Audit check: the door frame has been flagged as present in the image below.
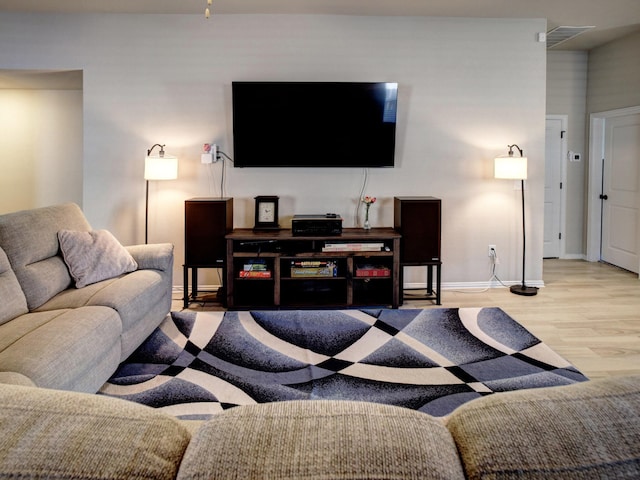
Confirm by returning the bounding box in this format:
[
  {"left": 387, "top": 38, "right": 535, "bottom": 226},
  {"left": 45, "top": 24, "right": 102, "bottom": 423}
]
[
  {"left": 587, "top": 105, "right": 640, "bottom": 266},
  {"left": 545, "top": 115, "right": 568, "bottom": 258}
]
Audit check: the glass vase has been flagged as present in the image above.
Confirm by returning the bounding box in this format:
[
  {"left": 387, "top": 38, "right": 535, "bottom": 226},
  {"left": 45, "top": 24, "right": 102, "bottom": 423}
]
[{"left": 363, "top": 205, "right": 371, "bottom": 230}]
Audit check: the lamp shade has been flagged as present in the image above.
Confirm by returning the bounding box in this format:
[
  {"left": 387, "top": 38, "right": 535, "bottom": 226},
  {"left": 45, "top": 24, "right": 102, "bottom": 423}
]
[
  {"left": 144, "top": 155, "right": 178, "bottom": 180},
  {"left": 494, "top": 156, "right": 528, "bottom": 180}
]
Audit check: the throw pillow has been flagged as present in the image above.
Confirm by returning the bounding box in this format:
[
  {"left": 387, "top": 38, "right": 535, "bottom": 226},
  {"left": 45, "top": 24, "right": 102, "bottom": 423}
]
[{"left": 58, "top": 229, "right": 138, "bottom": 288}]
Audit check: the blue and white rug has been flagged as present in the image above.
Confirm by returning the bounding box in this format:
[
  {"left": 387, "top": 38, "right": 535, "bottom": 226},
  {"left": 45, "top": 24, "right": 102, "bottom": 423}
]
[{"left": 99, "top": 308, "right": 588, "bottom": 420}]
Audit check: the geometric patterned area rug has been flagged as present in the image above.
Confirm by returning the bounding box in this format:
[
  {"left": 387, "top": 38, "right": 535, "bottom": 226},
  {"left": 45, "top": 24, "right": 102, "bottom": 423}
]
[{"left": 99, "top": 308, "right": 588, "bottom": 420}]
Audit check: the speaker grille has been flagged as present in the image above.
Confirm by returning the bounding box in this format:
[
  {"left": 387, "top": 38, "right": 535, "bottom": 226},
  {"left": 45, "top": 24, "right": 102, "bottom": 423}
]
[
  {"left": 394, "top": 197, "right": 441, "bottom": 264},
  {"left": 185, "top": 198, "right": 233, "bottom": 266}
]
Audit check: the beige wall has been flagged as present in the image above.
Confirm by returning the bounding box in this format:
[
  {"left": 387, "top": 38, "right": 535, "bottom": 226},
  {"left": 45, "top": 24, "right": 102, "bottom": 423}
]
[
  {"left": 0, "top": 90, "right": 35, "bottom": 213},
  {"left": 0, "top": 88, "right": 82, "bottom": 214},
  {"left": 0, "top": 13, "right": 547, "bottom": 289}
]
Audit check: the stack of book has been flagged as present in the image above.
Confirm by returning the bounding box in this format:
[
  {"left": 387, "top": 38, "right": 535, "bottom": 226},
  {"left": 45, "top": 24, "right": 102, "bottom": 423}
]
[
  {"left": 355, "top": 264, "right": 391, "bottom": 277},
  {"left": 290, "top": 260, "right": 337, "bottom": 278},
  {"left": 321, "top": 242, "right": 385, "bottom": 252},
  {"left": 239, "top": 259, "right": 272, "bottom": 278}
]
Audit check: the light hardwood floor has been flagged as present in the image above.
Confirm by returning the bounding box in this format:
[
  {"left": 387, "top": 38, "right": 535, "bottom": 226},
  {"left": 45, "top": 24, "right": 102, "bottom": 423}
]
[{"left": 174, "top": 259, "right": 640, "bottom": 380}]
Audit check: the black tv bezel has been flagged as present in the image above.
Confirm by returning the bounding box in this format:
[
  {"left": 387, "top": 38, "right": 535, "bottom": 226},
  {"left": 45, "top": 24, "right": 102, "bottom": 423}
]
[{"left": 231, "top": 81, "right": 398, "bottom": 168}]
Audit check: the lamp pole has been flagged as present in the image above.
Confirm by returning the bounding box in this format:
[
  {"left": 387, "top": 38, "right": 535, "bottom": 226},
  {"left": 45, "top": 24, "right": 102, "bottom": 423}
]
[
  {"left": 508, "top": 145, "right": 538, "bottom": 297},
  {"left": 144, "top": 144, "right": 164, "bottom": 245},
  {"left": 145, "top": 179, "right": 150, "bottom": 244}
]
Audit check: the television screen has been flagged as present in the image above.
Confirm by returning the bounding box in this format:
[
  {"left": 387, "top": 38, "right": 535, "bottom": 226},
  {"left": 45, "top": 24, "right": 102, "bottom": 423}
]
[{"left": 232, "top": 82, "right": 398, "bottom": 168}]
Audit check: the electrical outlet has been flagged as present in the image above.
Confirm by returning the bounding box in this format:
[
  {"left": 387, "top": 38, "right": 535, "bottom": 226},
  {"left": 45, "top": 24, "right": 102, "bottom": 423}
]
[
  {"left": 488, "top": 245, "right": 496, "bottom": 257},
  {"left": 201, "top": 143, "right": 220, "bottom": 164},
  {"left": 211, "top": 143, "right": 219, "bottom": 163}
]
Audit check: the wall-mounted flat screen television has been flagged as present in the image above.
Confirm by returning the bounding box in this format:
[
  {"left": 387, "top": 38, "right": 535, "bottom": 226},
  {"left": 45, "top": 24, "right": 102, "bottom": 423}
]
[{"left": 232, "top": 81, "right": 398, "bottom": 168}]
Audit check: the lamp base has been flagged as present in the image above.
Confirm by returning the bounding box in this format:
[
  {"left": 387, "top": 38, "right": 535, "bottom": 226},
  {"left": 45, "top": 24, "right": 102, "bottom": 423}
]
[{"left": 510, "top": 284, "right": 538, "bottom": 296}]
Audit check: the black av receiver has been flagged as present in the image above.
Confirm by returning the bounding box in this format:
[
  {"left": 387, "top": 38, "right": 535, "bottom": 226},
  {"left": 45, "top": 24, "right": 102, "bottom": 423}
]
[{"left": 291, "top": 214, "right": 343, "bottom": 236}]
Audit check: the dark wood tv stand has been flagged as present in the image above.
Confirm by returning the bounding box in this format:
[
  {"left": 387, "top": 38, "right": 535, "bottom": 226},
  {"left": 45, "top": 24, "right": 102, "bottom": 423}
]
[{"left": 226, "top": 228, "right": 401, "bottom": 309}]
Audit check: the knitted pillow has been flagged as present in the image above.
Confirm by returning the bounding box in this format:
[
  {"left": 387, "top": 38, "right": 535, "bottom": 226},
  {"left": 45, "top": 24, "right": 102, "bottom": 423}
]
[{"left": 58, "top": 229, "right": 137, "bottom": 288}]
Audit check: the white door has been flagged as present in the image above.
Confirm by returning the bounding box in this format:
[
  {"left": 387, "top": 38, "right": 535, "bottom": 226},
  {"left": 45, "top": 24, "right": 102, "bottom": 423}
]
[
  {"left": 543, "top": 117, "right": 564, "bottom": 258},
  {"left": 601, "top": 113, "right": 640, "bottom": 273}
]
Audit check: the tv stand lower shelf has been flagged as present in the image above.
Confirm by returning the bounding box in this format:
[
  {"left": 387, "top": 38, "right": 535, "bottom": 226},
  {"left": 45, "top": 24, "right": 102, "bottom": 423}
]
[{"left": 226, "top": 228, "right": 401, "bottom": 309}]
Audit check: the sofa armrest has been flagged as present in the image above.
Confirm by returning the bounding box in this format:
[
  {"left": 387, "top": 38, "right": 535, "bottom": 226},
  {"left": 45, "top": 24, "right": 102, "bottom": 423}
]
[
  {"left": 0, "top": 372, "right": 37, "bottom": 387},
  {"left": 126, "top": 243, "right": 174, "bottom": 271}
]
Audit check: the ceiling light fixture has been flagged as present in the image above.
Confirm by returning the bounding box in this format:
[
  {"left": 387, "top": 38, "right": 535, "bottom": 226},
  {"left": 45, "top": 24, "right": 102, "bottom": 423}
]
[{"left": 205, "top": 0, "right": 212, "bottom": 19}]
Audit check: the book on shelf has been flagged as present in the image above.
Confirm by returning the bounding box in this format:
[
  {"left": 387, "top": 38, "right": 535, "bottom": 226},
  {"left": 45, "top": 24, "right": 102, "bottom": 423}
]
[
  {"left": 290, "top": 260, "right": 337, "bottom": 278},
  {"left": 290, "top": 260, "right": 332, "bottom": 267},
  {"left": 322, "top": 242, "right": 384, "bottom": 252},
  {"left": 355, "top": 265, "right": 391, "bottom": 277},
  {"left": 244, "top": 263, "right": 268, "bottom": 271},
  {"left": 291, "top": 268, "right": 336, "bottom": 278},
  {"left": 239, "top": 270, "right": 272, "bottom": 279},
  {"left": 243, "top": 258, "right": 268, "bottom": 271}
]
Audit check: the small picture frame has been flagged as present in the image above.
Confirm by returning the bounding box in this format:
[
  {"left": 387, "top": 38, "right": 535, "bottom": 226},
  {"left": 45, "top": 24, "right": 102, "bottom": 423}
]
[{"left": 254, "top": 196, "right": 280, "bottom": 230}]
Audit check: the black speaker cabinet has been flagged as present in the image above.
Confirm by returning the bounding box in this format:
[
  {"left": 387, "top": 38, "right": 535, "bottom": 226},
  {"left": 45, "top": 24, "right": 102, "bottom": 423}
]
[
  {"left": 394, "top": 197, "right": 441, "bottom": 264},
  {"left": 185, "top": 198, "right": 233, "bottom": 266}
]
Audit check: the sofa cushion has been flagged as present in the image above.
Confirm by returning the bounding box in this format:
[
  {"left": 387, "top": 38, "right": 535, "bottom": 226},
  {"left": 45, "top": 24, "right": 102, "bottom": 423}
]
[
  {"left": 58, "top": 229, "right": 138, "bottom": 288},
  {"left": 447, "top": 374, "right": 640, "bottom": 480},
  {"left": 0, "top": 203, "right": 90, "bottom": 310},
  {"left": 0, "top": 307, "right": 122, "bottom": 392},
  {"left": 0, "top": 383, "right": 191, "bottom": 480},
  {"left": 0, "top": 246, "right": 28, "bottom": 325},
  {"left": 177, "top": 400, "right": 465, "bottom": 480},
  {"left": 36, "top": 268, "right": 171, "bottom": 360}
]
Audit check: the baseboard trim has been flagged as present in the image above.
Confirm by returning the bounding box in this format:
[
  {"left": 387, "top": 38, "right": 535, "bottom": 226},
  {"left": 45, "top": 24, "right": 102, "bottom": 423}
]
[
  {"left": 404, "top": 280, "right": 545, "bottom": 290},
  {"left": 173, "top": 285, "right": 222, "bottom": 294},
  {"left": 558, "top": 254, "right": 586, "bottom": 260}
]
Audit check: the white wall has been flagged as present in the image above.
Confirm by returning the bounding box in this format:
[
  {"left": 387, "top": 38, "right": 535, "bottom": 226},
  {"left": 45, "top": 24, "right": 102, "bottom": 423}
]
[
  {"left": 584, "top": 31, "right": 640, "bottom": 268},
  {"left": 546, "top": 51, "right": 588, "bottom": 256},
  {"left": 0, "top": 89, "right": 83, "bottom": 213},
  {"left": 0, "top": 13, "right": 547, "bottom": 290},
  {"left": 587, "top": 30, "right": 640, "bottom": 115}
]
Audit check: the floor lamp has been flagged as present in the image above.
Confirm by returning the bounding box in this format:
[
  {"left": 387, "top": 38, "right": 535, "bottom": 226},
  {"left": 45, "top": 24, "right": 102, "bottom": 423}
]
[
  {"left": 494, "top": 144, "right": 538, "bottom": 296},
  {"left": 145, "top": 144, "right": 178, "bottom": 244}
]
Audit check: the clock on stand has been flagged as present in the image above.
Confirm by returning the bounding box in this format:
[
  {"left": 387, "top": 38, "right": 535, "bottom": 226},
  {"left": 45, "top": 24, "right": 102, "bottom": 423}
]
[{"left": 253, "top": 196, "right": 280, "bottom": 230}]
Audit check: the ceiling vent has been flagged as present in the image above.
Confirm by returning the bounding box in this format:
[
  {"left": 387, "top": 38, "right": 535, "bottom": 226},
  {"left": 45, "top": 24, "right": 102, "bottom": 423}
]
[{"left": 546, "top": 26, "right": 595, "bottom": 49}]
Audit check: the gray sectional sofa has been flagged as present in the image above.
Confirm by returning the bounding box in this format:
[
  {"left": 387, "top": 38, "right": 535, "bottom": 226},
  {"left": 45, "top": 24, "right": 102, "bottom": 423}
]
[
  {"left": 0, "top": 374, "right": 639, "bottom": 479},
  {"left": 0, "top": 203, "right": 173, "bottom": 392},
  {"left": 1, "top": 204, "right": 639, "bottom": 479}
]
